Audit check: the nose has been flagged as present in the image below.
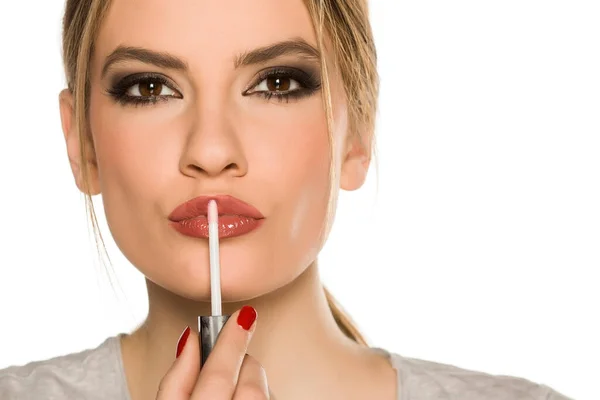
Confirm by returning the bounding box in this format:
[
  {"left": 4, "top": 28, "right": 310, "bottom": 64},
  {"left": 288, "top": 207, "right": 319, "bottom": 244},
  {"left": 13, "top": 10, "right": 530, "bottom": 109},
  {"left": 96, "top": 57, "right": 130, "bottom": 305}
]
[{"left": 179, "top": 105, "right": 247, "bottom": 179}]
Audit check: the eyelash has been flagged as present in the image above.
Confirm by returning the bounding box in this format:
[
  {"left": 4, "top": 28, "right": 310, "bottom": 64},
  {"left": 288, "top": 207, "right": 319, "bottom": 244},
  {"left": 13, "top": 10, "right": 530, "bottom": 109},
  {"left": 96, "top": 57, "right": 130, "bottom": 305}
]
[
  {"left": 106, "top": 67, "right": 322, "bottom": 107},
  {"left": 243, "top": 67, "right": 322, "bottom": 103},
  {"left": 107, "top": 74, "right": 176, "bottom": 107}
]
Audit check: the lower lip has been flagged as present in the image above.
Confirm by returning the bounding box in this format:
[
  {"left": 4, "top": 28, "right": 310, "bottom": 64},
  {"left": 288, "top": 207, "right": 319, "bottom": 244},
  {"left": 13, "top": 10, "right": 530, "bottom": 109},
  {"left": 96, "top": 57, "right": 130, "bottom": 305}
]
[{"left": 169, "top": 215, "right": 264, "bottom": 239}]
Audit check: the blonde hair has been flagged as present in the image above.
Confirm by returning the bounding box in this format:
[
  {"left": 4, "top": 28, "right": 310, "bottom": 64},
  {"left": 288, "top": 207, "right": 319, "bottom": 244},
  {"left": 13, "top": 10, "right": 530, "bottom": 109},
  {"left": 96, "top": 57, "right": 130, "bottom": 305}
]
[{"left": 61, "top": 0, "right": 379, "bottom": 346}]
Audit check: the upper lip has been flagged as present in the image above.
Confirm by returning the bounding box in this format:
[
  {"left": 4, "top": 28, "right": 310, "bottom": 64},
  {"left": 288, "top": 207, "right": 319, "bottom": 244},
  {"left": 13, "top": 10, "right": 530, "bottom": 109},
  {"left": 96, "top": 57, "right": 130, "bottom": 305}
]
[{"left": 168, "top": 194, "right": 264, "bottom": 222}]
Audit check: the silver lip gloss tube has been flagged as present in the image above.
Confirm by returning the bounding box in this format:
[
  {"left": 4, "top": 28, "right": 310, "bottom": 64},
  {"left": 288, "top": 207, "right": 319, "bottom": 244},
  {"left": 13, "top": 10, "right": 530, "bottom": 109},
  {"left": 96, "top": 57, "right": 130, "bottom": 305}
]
[{"left": 199, "top": 314, "right": 231, "bottom": 367}]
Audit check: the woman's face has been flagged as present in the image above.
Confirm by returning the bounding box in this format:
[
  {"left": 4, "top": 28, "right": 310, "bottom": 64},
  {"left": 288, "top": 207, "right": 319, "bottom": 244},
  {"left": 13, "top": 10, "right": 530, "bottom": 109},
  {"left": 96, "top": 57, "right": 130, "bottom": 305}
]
[{"left": 63, "top": 0, "right": 369, "bottom": 301}]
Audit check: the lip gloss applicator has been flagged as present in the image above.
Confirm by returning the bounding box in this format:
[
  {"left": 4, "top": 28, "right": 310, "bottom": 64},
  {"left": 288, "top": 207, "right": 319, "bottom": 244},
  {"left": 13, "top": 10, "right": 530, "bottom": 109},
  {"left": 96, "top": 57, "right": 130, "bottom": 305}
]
[{"left": 199, "top": 199, "right": 231, "bottom": 367}]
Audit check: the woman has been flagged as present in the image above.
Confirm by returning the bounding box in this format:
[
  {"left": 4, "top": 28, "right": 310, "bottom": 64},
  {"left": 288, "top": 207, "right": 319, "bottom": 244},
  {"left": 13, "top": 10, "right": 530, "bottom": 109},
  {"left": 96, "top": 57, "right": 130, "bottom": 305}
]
[{"left": 0, "top": 0, "right": 573, "bottom": 399}]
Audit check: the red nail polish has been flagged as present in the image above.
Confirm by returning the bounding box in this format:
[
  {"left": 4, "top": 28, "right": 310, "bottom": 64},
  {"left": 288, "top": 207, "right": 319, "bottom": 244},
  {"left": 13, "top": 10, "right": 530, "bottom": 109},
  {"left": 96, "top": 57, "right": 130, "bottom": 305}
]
[
  {"left": 176, "top": 326, "right": 191, "bottom": 358},
  {"left": 237, "top": 305, "right": 257, "bottom": 331}
]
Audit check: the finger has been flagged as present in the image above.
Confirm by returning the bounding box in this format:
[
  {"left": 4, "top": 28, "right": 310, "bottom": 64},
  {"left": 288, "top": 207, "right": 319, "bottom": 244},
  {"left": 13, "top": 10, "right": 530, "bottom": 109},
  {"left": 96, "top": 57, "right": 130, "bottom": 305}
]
[
  {"left": 156, "top": 326, "right": 201, "bottom": 400},
  {"left": 191, "top": 305, "right": 258, "bottom": 400},
  {"left": 233, "top": 353, "right": 269, "bottom": 399}
]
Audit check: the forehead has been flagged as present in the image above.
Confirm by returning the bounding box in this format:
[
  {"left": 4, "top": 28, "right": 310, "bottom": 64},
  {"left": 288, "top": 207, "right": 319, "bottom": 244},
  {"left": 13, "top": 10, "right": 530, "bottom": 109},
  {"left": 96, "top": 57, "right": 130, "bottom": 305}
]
[{"left": 95, "top": 0, "right": 318, "bottom": 67}]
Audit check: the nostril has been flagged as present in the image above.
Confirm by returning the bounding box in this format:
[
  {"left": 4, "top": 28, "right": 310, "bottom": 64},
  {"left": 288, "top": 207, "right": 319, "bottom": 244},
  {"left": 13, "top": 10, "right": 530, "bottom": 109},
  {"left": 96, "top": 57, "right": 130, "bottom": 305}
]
[
  {"left": 187, "top": 164, "right": 206, "bottom": 174},
  {"left": 181, "top": 160, "right": 244, "bottom": 178}
]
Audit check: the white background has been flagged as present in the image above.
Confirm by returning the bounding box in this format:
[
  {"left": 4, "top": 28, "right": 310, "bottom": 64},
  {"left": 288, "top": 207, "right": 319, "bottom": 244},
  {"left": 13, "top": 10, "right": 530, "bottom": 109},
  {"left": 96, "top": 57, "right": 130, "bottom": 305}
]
[{"left": 0, "top": 1, "right": 598, "bottom": 399}]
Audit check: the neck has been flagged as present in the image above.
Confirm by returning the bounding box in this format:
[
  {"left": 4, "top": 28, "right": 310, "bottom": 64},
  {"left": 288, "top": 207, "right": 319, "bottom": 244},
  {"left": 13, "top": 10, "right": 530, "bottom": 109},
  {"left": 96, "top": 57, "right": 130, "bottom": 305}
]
[{"left": 120, "top": 261, "right": 396, "bottom": 400}]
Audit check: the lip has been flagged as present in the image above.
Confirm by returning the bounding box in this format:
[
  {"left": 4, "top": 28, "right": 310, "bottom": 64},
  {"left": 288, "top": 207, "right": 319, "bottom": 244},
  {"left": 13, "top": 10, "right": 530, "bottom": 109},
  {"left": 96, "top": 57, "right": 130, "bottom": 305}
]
[{"left": 168, "top": 194, "right": 265, "bottom": 239}]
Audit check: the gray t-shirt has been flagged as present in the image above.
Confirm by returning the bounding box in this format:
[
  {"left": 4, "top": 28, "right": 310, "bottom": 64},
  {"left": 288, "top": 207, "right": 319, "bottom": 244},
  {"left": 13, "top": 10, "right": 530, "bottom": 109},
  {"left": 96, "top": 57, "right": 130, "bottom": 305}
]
[{"left": 0, "top": 334, "right": 573, "bottom": 399}]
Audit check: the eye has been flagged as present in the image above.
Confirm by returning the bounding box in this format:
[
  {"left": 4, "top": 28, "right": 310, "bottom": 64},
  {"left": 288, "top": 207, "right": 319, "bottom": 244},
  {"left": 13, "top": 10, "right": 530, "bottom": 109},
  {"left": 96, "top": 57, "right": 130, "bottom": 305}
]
[
  {"left": 107, "top": 73, "right": 183, "bottom": 106},
  {"left": 251, "top": 75, "right": 301, "bottom": 94},
  {"left": 127, "top": 79, "right": 177, "bottom": 97},
  {"left": 242, "top": 67, "right": 322, "bottom": 102}
]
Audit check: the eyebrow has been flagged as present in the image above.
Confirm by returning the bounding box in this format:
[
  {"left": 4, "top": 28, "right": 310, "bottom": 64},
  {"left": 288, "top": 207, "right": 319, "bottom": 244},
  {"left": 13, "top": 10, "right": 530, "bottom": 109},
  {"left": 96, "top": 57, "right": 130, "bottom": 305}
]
[
  {"left": 101, "top": 38, "right": 321, "bottom": 79},
  {"left": 234, "top": 37, "right": 320, "bottom": 68}
]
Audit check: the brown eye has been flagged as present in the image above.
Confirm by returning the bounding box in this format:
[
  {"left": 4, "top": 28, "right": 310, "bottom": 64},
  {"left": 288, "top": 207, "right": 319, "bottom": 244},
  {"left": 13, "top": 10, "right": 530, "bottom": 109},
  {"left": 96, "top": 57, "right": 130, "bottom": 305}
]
[
  {"left": 266, "top": 76, "right": 291, "bottom": 91},
  {"left": 252, "top": 74, "right": 300, "bottom": 94},
  {"left": 139, "top": 81, "right": 163, "bottom": 96},
  {"left": 127, "top": 79, "right": 176, "bottom": 97}
]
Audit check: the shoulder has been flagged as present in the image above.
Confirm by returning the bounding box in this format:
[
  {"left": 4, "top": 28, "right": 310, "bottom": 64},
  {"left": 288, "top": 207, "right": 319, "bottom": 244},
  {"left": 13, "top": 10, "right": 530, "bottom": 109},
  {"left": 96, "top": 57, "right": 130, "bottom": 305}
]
[
  {"left": 0, "top": 334, "right": 129, "bottom": 400},
  {"left": 385, "top": 351, "right": 573, "bottom": 400}
]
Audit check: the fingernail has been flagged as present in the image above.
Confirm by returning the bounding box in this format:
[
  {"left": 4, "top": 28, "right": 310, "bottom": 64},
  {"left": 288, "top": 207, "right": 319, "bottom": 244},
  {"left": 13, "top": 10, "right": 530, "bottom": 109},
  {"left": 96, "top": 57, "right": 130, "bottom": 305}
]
[
  {"left": 237, "top": 305, "right": 257, "bottom": 331},
  {"left": 176, "top": 326, "right": 191, "bottom": 358}
]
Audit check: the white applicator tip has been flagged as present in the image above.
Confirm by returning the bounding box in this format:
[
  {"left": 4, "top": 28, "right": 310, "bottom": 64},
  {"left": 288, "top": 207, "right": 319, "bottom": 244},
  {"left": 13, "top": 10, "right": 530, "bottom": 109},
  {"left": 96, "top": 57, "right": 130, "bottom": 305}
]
[
  {"left": 208, "top": 199, "right": 218, "bottom": 225},
  {"left": 207, "top": 200, "right": 221, "bottom": 316},
  {"left": 199, "top": 199, "right": 229, "bottom": 367}
]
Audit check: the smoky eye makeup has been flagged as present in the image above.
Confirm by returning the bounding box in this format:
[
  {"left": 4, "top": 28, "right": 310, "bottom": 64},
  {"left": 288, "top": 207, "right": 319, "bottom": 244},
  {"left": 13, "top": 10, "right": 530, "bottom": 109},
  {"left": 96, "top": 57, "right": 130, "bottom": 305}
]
[
  {"left": 105, "top": 72, "right": 183, "bottom": 107},
  {"left": 104, "top": 64, "right": 322, "bottom": 107},
  {"left": 242, "top": 65, "right": 322, "bottom": 103}
]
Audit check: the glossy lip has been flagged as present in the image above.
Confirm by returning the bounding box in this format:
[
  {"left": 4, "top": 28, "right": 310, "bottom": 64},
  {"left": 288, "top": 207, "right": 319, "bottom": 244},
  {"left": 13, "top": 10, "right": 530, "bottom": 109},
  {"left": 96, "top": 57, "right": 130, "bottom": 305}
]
[
  {"left": 168, "top": 195, "right": 265, "bottom": 239},
  {"left": 168, "top": 194, "right": 264, "bottom": 222}
]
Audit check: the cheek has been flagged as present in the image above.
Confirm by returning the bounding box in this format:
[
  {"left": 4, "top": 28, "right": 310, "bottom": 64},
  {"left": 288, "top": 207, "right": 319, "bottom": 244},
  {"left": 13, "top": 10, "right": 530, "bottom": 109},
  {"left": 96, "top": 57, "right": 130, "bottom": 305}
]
[
  {"left": 244, "top": 99, "right": 332, "bottom": 248},
  {"left": 284, "top": 118, "right": 330, "bottom": 237},
  {"left": 89, "top": 94, "right": 182, "bottom": 193},
  {"left": 87, "top": 92, "right": 189, "bottom": 244},
  {"left": 262, "top": 117, "right": 329, "bottom": 189}
]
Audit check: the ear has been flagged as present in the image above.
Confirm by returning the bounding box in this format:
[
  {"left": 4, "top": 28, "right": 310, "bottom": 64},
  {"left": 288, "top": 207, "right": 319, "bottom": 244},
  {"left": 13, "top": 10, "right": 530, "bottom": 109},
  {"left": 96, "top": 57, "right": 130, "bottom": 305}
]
[
  {"left": 59, "top": 89, "right": 101, "bottom": 195},
  {"left": 339, "top": 130, "right": 371, "bottom": 191}
]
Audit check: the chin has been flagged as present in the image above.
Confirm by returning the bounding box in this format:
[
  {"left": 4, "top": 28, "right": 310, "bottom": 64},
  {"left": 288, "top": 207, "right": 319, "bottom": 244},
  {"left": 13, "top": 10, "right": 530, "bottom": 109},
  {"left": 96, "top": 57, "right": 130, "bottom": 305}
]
[
  {"left": 131, "top": 221, "right": 315, "bottom": 303},
  {"left": 151, "top": 248, "right": 298, "bottom": 304}
]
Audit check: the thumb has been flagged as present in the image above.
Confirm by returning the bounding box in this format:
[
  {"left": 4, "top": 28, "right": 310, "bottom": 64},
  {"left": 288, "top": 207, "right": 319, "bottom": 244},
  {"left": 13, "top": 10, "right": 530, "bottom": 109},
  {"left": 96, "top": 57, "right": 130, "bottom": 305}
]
[{"left": 155, "top": 326, "right": 200, "bottom": 399}]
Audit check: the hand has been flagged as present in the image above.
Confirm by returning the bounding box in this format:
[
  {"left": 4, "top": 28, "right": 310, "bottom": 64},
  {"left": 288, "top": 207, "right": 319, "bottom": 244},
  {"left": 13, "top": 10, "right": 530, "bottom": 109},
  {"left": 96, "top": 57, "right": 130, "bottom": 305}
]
[{"left": 156, "top": 306, "right": 271, "bottom": 399}]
